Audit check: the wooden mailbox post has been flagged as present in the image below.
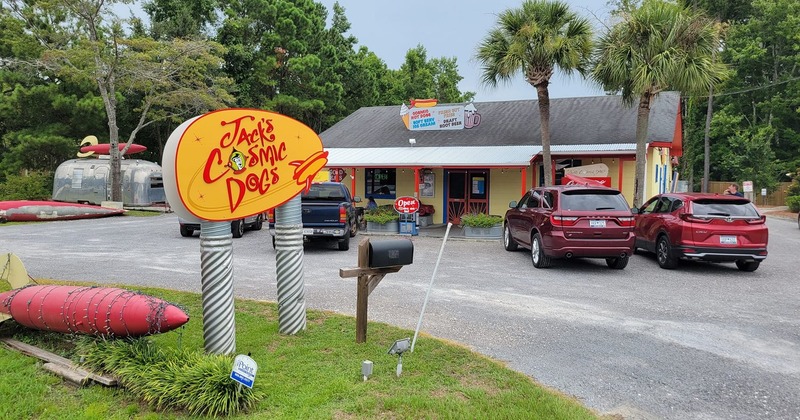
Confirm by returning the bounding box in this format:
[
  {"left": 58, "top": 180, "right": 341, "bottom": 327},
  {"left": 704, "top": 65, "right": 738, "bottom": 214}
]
[{"left": 339, "top": 237, "right": 412, "bottom": 343}]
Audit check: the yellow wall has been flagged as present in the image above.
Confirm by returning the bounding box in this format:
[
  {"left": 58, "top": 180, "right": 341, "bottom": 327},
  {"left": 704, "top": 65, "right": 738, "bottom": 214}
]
[{"left": 490, "top": 169, "right": 525, "bottom": 216}]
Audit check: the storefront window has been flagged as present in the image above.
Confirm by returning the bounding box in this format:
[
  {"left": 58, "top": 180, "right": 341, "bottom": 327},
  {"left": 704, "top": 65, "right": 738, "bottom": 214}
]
[{"left": 365, "top": 168, "right": 396, "bottom": 199}]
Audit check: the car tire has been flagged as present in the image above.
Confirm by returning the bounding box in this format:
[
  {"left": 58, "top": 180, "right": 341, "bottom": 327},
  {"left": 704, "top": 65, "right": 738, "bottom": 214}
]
[
  {"left": 349, "top": 220, "right": 358, "bottom": 237},
  {"left": 531, "top": 233, "right": 551, "bottom": 268},
  {"left": 180, "top": 226, "right": 193, "bottom": 237},
  {"left": 606, "top": 255, "right": 629, "bottom": 269},
  {"left": 271, "top": 235, "right": 276, "bottom": 250},
  {"left": 338, "top": 235, "right": 350, "bottom": 251},
  {"left": 252, "top": 215, "right": 264, "bottom": 231},
  {"left": 503, "top": 225, "right": 518, "bottom": 251},
  {"left": 232, "top": 219, "right": 245, "bottom": 238},
  {"left": 735, "top": 260, "right": 760, "bottom": 272},
  {"left": 656, "top": 235, "right": 678, "bottom": 269}
]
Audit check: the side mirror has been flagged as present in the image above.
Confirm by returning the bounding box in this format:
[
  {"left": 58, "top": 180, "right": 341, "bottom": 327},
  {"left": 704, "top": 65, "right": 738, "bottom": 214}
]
[
  {"left": 631, "top": 207, "right": 639, "bottom": 214},
  {"left": 353, "top": 196, "right": 362, "bottom": 203},
  {"left": 509, "top": 201, "right": 517, "bottom": 208}
]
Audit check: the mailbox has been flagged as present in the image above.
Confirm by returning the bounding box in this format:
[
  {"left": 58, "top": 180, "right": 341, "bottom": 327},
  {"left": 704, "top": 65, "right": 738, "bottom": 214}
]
[{"left": 368, "top": 239, "right": 414, "bottom": 268}]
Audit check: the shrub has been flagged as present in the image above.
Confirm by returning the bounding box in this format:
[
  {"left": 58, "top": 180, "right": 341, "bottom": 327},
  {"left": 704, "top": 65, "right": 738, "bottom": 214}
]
[
  {"left": 460, "top": 213, "right": 503, "bottom": 228},
  {"left": 786, "top": 195, "right": 800, "bottom": 213},
  {"left": 363, "top": 205, "right": 398, "bottom": 224},
  {"left": 0, "top": 171, "right": 52, "bottom": 201}
]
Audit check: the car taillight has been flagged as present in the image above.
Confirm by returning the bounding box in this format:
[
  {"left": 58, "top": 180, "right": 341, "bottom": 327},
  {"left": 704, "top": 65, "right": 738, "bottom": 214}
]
[
  {"left": 339, "top": 205, "right": 347, "bottom": 224},
  {"left": 551, "top": 215, "right": 578, "bottom": 226},
  {"left": 267, "top": 209, "right": 275, "bottom": 223},
  {"left": 679, "top": 213, "right": 711, "bottom": 223},
  {"left": 616, "top": 216, "right": 635, "bottom": 227},
  {"left": 746, "top": 215, "right": 766, "bottom": 225}
]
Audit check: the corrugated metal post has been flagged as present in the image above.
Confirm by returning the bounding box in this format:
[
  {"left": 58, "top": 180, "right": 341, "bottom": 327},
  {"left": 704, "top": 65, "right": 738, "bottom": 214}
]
[
  {"left": 199, "top": 221, "right": 236, "bottom": 355},
  {"left": 275, "top": 194, "right": 306, "bottom": 334}
]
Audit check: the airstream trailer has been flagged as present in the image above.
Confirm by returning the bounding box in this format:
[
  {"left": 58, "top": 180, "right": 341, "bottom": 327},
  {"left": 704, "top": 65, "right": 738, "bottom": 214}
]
[{"left": 52, "top": 157, "right": 166, "bottom": 207}]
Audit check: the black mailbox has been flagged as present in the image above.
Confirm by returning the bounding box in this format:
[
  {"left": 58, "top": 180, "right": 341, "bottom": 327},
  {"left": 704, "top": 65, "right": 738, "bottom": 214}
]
[{"left": 368, "top": 239, "right": 414, "bottom": 268}]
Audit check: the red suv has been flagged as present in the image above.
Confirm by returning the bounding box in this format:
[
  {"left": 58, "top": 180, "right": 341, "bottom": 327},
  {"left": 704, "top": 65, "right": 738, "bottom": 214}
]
[
  {"left": 503, "top": 185, "right": 636, "bottom": 269},
  {"left": 633, "top": 193, "right": 768, "bottom": 271}
]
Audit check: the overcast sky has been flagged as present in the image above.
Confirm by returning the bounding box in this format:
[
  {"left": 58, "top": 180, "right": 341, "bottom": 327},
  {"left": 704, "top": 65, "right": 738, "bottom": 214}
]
[{"left": 317, "top": 0, "right": 613, "bottom": 102}]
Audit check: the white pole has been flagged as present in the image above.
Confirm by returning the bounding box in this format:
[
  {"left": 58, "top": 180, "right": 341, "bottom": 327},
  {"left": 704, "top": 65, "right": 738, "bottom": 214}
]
[{"left": 411, "top": 222, "right": 452, "bottom": 352}]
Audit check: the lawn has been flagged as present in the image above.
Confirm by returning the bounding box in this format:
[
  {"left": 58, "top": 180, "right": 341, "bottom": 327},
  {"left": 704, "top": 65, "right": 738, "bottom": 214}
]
[{"left": 0, "top": 280, "right": 604, "bottom": 419}]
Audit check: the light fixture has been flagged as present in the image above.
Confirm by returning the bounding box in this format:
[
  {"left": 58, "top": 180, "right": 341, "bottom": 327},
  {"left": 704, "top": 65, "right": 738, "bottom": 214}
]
[
  {"left": 361, "top": 360, "right": 373, "bottom": 381},
  {"left": 388, "top": 337, "right": 411, "bottom": 377}
]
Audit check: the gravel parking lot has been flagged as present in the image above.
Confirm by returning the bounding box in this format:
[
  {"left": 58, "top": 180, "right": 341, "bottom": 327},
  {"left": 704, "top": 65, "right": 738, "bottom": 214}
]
[{"left": 2, "top": 213, "right": 799, "bottom": 420}]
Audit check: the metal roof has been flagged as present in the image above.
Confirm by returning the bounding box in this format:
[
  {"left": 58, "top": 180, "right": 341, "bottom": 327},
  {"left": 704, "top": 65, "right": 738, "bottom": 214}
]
[{"left": 324, "top": 143, "right": 638, "bottom": 167}]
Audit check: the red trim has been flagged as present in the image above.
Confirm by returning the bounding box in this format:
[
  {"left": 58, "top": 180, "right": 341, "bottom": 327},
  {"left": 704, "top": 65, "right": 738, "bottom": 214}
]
[
  {"left": 350, "top": 167, "right": 356, "bottom": 198},
  {"left": 413, "top": 167, "right": 420, "bottom": 198},
  {"left": 521, "top": 167, "right": 527, "bottom": 196}
]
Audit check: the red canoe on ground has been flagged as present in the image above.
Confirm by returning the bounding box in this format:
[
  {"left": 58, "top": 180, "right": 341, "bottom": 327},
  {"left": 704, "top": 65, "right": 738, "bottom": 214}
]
[
  {"left": 0, "top": 200, "right": 125, "bottom": 222},
  {"left": 80, "top": 143, "right": 147, "bottom": 155},
  {"left": 0, "top": 285, "right": 189, "bottom": 337}
]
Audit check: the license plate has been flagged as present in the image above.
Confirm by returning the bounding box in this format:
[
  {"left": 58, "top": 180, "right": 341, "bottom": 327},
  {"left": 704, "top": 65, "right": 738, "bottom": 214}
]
[
  {"left": 720, "top": 235, "right": 737, "bottom": 244},
  {"left": 302, "top": 228, "right": 314, "bottom": 235},
  {"left": 589, "top": 220, "right": 606, "bottom": 228}
]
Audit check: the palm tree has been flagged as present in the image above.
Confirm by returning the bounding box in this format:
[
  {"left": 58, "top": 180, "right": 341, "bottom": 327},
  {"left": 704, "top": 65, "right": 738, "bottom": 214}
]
[
  {"left": 591, "top": 0, "right": 726, "bottom": 207},
  {"left": 476, "top": 0, "right": 592, "bottom": 186}
]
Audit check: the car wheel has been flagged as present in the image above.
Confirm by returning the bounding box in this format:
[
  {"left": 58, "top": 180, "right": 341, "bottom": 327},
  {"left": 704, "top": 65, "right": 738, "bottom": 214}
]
[
  {"left": 180, "top": 226, "right": 193, "bottom": 237},
  {"left": 503, "top": 225, "right": 518, "bottom": 251},
  {"left": 531, "top": 233, "right": 551, "bottom": 268},
  {"left": 735, "top": 260, "right": 760, "bottom": 272},
  {"left": 349, "top": 220, "right": 358, "bottom": 237},
  {"left": 338, "top": 235, "right": 350, "bottom": 251},
  {"left": 271, "top": 235, "right": 276, "bottom": 250},
  {"left": 606, "top": 255, "right": 629, "bottom": 269},
  {"left": 656, "top": 235, "right": 678, "bottom": 269},
  {"left": 252, "top": 215, "right": 264, "bottom": 231},
  {"left": 231, "top": 219, "right": 245, "bottom": 238}
]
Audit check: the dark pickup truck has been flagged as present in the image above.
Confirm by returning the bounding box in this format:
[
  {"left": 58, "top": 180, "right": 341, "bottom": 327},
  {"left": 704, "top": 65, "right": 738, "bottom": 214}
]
[{"left": 269, "top": 182, "right": 361, "bottom": 251}]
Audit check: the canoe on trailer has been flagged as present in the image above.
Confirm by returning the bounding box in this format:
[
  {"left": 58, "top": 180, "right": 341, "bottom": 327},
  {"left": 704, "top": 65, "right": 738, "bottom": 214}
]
[
  {"left": 0, "top": 285, "right": 189, "bottom": 337},
  {"left": 79, "top": 143, "right": 147, "bottom": 155},
  {"left": 0, "top": 200, "right": 125, "bottom": 222}
]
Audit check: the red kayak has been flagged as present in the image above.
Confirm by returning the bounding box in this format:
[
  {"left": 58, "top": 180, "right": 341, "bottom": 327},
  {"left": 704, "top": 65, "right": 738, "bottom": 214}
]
[
  {"left": 0, "top": 200, "right": 125, "bottom": 222},
  {"left": 0, "top": 285, "right": 189, "bottom": 337},
  {"left": 80, "top": 143, "right": 147, "bottom": 155}
]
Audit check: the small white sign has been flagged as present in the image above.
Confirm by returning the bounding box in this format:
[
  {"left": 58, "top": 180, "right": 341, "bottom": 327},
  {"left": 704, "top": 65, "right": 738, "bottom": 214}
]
[
  {"left": 230, "top": 354, "right": 258, "bottom": 388},
  {"left": 761, "top": 188, "right": 767, "bottom": 196},
  {"left": 742, "top": 180, "right": 753, "bottom": 192}
]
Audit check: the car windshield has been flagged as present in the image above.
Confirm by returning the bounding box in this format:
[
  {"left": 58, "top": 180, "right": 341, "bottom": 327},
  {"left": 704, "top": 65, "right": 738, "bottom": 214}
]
[
  {"left": 691, "top": 200, "right": 760, "bottom": 217},
  {"left": 560, "top": 191, "right": 629, "bottom": 211},
  {"left": 302, "top": 185, "right": 347, "bottom": 201}
]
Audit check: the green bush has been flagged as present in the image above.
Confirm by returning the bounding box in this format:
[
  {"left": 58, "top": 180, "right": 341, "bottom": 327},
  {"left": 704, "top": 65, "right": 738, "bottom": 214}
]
[
  {"left": 460, "top": 213, "right": 503, "bottom": 228},
  {"left": 363, "top": 204, "right": 399, "bottom": 224},
  {"left": 0, "top": 171, "right": 53, "bottom": 200},
  {"left": 786, "top": 195, "right": 800, "bottom": 213}
]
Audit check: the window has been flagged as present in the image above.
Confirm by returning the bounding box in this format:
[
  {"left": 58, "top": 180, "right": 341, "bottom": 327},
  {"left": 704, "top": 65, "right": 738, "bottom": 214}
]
[
  {"left": 365, "top": 168, "right": 396, "bottom": 199},
  {"left": 542, "top": 191, "right": 556, "bottom": 209},
  {"left": 71, "top": 168, "right": 84, "bottom": 189},
  {"left": 561, "top": 191, "right": 629, "bottom": 211},
  {"left": 526, "top": 191, "right": 542, "bottom": 208}
]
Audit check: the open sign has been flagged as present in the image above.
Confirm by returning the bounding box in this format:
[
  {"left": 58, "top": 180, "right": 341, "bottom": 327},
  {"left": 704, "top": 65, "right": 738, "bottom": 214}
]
[{"left": 394, "top": 196, "right": 420, "bottom": 214}]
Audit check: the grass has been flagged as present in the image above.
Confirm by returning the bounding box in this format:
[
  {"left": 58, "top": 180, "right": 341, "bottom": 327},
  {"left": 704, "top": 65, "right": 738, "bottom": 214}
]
[{"left": 0, "top": 280, "right": 603, "bottom": 419}]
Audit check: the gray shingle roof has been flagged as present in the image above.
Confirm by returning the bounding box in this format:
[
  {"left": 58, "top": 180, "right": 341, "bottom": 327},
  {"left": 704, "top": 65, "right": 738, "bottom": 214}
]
[{"left": 319, "top": 92, "right": 680, "bottom": 149}]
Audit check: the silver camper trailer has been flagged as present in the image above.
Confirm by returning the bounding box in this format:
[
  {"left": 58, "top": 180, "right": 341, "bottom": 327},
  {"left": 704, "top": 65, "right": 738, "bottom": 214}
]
[{"left": 52, "top": 157, "right": 166, "bottom": 207}]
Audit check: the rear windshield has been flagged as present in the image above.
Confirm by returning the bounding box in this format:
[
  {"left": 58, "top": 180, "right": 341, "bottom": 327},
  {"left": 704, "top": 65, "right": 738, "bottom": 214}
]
[
  {"left": 691, "top": 200, "right": 759, "bottom": 217},
  {"left": 302, "top": 184, "right": 347, "bottom": 201},
  {"left": 560, "top": 191, "right": 629, "bottom": 211}
]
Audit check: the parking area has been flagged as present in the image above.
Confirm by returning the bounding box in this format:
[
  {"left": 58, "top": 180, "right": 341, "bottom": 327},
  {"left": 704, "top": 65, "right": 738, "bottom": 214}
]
[{"left": 2, "top": 213, "right": 799, "bottom": 420}]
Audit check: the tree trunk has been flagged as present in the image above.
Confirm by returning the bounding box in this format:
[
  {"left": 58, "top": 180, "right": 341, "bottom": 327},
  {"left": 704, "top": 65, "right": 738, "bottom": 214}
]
[
  {"left": 536, "top": 83, "right": 553, "bottom": 186},
  {"left": 634, "top": 93, "right": 653, "bottom": 207},
  {"left": 702, "top": 86, "right": 713, "bottom": 193}
]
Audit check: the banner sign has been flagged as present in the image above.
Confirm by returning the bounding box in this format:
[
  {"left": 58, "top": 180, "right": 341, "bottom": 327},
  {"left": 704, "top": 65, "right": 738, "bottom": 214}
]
[
  {"left": 401, "top": 100, "right": 481, "bottom": 131},
  {"left": 163, "top": 109, "right": 328, "bottom": 221}
]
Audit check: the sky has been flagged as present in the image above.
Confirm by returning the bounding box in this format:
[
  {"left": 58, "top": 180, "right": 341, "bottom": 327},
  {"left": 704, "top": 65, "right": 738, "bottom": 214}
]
[{"left": 317, "top": 0, "right": 613, "bottom": 102}]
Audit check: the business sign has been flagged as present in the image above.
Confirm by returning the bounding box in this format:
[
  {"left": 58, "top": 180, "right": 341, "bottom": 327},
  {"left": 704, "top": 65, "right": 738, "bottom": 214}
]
[
  {"left": 394, "top": 196, "right": 420, "bottom": 214},
  {"left": 742, "top": 180, "right": 753, "bottom": 193},
  {"left": 230, "top": 354, "right": 258, "bottom": 388},
  {"left": 400, "top": 100, "right": 481, "bottom": 131},
  {"left": 162, "top": 109, "right": 328, "bottom": 222}
]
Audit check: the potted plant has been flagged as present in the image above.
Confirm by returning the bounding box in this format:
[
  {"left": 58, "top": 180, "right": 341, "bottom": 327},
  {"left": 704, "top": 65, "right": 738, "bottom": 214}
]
[
  {"left": 460, "top": 213, "right": 503, "bottom": 238},
  {"left": 364, "top": 205, "right": 399, "bottom": 233}
]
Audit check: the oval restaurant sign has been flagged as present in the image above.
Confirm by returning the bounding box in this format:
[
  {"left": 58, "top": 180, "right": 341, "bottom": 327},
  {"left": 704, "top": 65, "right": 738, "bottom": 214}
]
[
  {"left": 162, "top": 109, "right": 328, "bottom": 221},
  {"left": 394, "top": 196, "right": 420, "bottom": 214}
]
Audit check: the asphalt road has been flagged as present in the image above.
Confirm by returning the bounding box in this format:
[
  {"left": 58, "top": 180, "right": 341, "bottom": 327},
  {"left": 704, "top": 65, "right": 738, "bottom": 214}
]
[{"left": 2, "top": 214, "right": 799, "bottom": 420}]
